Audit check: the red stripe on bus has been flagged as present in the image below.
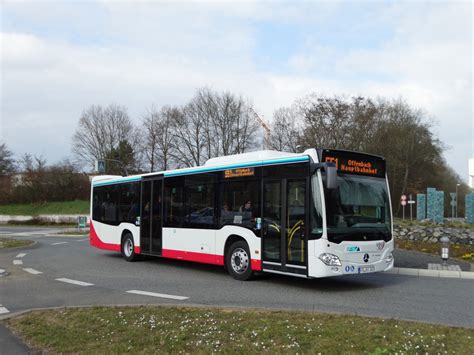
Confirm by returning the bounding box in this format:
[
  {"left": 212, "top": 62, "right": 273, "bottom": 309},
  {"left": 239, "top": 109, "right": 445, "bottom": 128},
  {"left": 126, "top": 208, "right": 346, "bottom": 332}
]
[
  {"left": 162, "top": 249, "right": 225, "bottom": 266},
  {"left": 251, "top": 259, "right": 262, "bottom": 271},
  {"left": 89, "top": 224, "right": 260, "bottom": 269},
  {"left": 162, "top": 248, "right": 262, "bottom": 271},
  {"left": 89, "top": 222, "right": 121, "bottom": 252}
]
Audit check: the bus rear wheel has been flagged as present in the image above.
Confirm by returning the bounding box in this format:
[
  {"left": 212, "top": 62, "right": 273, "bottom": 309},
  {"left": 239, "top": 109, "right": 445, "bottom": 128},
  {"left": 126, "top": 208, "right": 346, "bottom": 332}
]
[
  {"left": 122, "top": 233, "right": 138, "bottom": 262},
  {"left": 226, "top": 241, "right": 253, "bottom": 281}
]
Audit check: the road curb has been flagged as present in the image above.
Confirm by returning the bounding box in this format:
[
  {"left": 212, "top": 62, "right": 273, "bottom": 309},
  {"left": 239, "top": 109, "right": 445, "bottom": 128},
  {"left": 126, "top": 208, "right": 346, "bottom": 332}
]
[{"left": 386, "top": 267, "right": 474, "bottom": 279}]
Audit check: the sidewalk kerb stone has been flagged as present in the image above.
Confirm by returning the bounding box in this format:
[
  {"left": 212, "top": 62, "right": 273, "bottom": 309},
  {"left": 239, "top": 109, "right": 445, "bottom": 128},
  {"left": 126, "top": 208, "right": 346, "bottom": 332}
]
[
  {"left": 460, "top": 271, "right": 474, "bottom": 279},
  {"left": 397, "top": 268, "right": 419, "bottom": 276},
  {"left": 418, "top": 269, "right": 439, "bottom": 277},
  {"left": 438, "top": 270, "right": 461, "bottom": 278},
  {"left": 384, "top": 267, "right": 399, "bottom": 274}
]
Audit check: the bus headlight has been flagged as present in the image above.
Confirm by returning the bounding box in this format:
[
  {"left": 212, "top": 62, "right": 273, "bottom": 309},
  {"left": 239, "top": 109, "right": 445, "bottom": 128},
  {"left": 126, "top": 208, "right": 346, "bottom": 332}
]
[
  {"left": 319, "top": 253, "right": 342, "bottom": 266},
  {"left": 386, "top": 252, "right": 393, "bottom": 263}
]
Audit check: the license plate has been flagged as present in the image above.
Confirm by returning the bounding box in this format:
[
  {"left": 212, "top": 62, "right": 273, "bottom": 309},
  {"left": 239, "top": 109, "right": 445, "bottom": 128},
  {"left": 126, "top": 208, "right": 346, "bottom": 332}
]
[{"left": 358, "top": 266, "right": 375, "bottom": 273}]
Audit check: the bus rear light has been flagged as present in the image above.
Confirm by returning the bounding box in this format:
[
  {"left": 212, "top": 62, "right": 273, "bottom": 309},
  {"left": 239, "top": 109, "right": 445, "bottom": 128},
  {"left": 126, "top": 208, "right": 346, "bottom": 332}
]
[{"left": 319, "top": 253, "right": 342, "bottom": 266}]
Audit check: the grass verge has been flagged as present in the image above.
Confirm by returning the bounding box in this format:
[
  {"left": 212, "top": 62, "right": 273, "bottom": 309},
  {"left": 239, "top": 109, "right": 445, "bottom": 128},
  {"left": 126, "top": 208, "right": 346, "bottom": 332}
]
[
  {"left": 0, "top": 200, "right": 89, "bottom": 216},
  {"left": 0, "top": 237, "right": 34, "bottom": 249},
  {"left": 396, "top": 239, "right": 474, "bottom": 261},
  {"left": 5, "top": 306, "right": 474, "bottom": 354}
]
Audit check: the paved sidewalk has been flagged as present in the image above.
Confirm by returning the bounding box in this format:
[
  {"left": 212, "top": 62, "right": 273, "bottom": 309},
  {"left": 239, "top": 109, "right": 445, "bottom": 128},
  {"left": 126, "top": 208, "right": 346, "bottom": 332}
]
[
  {"left": 0, "top": 323, "right": 38, "bottom": 354},
  {"left": 394, "top": 249, "right": 471, "bottom": 271}
]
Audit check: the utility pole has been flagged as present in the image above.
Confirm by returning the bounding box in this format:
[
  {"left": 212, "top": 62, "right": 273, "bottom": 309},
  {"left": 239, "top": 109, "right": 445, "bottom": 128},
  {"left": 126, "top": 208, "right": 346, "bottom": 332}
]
[
  {"left": 455, "top": 183, "right": 461, "bottom": 218},
  {"left": 250, "top": 108, "right": 271, "bottom": 149}
]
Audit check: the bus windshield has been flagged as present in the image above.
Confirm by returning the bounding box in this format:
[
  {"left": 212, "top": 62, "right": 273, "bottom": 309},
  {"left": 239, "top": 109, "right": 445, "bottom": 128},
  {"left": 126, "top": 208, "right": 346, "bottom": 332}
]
[{"left": 321, "top": 174, "right": 392, "bottom": 243}]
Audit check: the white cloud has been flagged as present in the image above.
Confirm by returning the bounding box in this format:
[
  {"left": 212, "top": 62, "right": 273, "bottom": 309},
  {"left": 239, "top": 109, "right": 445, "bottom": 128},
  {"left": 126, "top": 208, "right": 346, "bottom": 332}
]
[{"left": 0, "top": 1, "right": 472, "bottom": 181}]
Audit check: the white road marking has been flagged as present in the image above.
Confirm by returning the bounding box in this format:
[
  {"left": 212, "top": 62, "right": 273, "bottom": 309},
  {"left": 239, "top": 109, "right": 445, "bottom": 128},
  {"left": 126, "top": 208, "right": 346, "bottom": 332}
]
[
  {"left": 76, "top": 239, "right": 88, "bottom": 242},
  {"left": 16, "top": 253, "right": 27, "bottom": 258},
  {"left": 55, "top": 278, "right": 94, "bottom": 287},
  {"left": 126, "top": 290, "right": 189, "bottom": 300},
  {"left": 52, "top": 242, "right": 68, "bottom": 245},
  {"left": 13, "top": 260, "right": 23, "bottom": 265},
  {"left": 0, "top": 306, "right": 10, "bottom": 314},
  {"left": 23, "top": 268, "right": 43, "bottom": 275}
]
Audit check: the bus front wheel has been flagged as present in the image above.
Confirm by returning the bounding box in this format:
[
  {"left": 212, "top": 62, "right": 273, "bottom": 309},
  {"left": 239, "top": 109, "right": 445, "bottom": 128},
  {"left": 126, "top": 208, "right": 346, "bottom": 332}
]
[
  {"left": 226, "top": 241, "right": 253, "bottom": 281},
  {"left": 121, "top": 233, "right": 138, "bottom": 262}
]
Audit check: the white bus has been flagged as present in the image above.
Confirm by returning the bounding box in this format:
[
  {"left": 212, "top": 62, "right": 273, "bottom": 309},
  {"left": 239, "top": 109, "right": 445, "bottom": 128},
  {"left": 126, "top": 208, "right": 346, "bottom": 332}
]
[{"left": 90, "top": 148, "right": 394, "bottom": 280}]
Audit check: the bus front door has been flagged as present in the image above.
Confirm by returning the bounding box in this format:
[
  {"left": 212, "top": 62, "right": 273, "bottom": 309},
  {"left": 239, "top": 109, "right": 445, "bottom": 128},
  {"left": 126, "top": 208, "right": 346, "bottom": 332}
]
[
  {"left": 262, "top": 178, "right": 307, "bottom": 276},
  {"left": 140, "top": 176, "right": 163, "bottom": 255}
]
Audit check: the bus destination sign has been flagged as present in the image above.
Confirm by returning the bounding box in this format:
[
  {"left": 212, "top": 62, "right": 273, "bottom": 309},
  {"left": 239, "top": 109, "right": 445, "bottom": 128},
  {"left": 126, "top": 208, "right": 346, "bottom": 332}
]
[
  {"left": 321, "top": 150, "right": 385, "bottom": 178},
  {"left": 224, "top": 167, "right": 255, "bottom": 179}
]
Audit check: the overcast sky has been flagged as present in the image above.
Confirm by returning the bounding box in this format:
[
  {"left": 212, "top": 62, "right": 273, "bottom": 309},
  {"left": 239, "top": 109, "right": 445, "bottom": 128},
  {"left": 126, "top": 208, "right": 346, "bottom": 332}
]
[{"left": 1, "top": 0, "right": 472, "bottom": 182}]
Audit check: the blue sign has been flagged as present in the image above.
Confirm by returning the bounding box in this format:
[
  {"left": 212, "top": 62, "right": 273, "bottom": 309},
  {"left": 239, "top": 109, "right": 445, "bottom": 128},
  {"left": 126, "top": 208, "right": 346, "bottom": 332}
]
[{"left": 97, "top": 160, "right": 106, "bottom": 174}]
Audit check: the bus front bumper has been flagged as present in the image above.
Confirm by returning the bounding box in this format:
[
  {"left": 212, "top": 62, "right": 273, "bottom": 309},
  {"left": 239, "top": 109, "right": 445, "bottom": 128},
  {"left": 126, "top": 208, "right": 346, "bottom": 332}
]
[{"left": 308, "top": 254, "right": 394, "bottom": 278}]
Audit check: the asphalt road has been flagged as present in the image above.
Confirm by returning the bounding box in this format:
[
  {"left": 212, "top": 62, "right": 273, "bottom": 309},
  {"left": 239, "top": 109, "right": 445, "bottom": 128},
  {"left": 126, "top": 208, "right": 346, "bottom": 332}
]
[{"left": 1, "top": 226, "right": 473, "bottom": 329}]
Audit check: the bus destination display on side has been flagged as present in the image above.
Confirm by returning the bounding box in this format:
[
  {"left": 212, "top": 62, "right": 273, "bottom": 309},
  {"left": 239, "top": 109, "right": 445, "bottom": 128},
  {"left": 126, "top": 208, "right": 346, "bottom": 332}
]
[
  {"left": 224, "top": 167, "right": 255, "bottom": 179},
  {"left": 321, "top": 150, "right": 385, "bottom": 178}
]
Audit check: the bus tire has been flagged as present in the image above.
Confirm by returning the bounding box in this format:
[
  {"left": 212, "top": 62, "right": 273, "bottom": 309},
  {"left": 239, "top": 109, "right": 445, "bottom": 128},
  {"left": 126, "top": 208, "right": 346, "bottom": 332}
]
[
  {"left": 121, "top": 233, "right": 138, "bottom": 262},
  {"left": 226, "top": 241, "right": 253, "bottom": 281}
]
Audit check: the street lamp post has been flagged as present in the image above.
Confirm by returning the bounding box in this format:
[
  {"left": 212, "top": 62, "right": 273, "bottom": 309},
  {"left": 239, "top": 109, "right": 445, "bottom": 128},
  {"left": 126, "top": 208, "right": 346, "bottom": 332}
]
[{"left": 455, "top": 183, "right": 461, "bottom": 218}]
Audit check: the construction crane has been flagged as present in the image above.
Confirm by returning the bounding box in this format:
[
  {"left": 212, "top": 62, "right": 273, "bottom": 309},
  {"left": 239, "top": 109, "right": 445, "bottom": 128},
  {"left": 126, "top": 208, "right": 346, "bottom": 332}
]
[{"left": 250, "top": 108, "right": 271, "bottom": 150}]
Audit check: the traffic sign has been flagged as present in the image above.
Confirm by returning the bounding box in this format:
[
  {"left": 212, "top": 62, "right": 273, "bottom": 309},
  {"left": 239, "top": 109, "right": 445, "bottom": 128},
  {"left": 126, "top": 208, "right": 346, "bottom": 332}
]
[
  {"left": 95, "top": 159, "right": 106, "bottom": 174},
  {"left": 401, "top": 200, "right": 407, "bottom": 206},
  {"left": 401, "top": 195, "right": 407, "bottom": 201},
  {"left": 408, "top": 200, "right": 415, "bottom": 204}
]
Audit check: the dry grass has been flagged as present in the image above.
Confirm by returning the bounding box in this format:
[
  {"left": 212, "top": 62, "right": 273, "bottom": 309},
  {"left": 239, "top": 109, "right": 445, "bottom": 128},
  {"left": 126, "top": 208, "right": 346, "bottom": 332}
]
[{"left": 0, "top": 237, "right": 34, "bottom": 249}]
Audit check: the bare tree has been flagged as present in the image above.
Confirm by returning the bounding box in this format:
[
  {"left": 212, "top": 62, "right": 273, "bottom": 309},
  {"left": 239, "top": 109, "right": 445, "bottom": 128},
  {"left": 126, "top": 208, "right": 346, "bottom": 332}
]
[
  {"left": 172, "top": 98, "right": 207, "bottom": 167},
  {"left": 269, "top": 107, "right": 302, "bottom": 152},
  {"left": 172, "top": 88, "right": 259, "bottom": 167},
  {"left": 142, "top": 106, "right": 178, "bottom": 172},
  {"left": 276, "top": 92, "right": 450, "bottom": 216},
  {"left": 72, "top": 104, "right": 140, "bottom": 174}
]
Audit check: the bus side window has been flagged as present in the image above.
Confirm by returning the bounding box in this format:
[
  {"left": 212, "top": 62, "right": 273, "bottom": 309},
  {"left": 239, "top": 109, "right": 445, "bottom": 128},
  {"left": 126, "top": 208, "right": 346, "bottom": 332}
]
[
  {"left": 184, "top": 182, "right": 215, "bottom": 228},
  {"left": 164, "top": 177, "right": 184, "bottom": 227},
  {"left": 102, "top": 185, "right": 118, "bottom": 225},
  {"left": 92, "top": 186, "right": 103, "bottom": 222},
  {"left": 119, "top": 182, "right": 140, "bottom": 224},
  {"left": 220, "top": 180, "right": 260, "bottom": 229}
]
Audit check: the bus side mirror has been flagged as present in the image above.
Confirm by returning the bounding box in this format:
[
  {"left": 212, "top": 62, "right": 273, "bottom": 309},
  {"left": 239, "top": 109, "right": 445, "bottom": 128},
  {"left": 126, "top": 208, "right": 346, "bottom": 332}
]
[
  {"left": 310, "top": 162, "right": 338, "bottom": 189},
  {"left": 326, "top": 164, "right": 338, "bottom": 189}
]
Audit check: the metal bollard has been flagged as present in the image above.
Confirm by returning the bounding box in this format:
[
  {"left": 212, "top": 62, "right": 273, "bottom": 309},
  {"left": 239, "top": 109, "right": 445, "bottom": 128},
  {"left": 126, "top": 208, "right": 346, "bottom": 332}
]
[{"left": 440, "top": 236, "right": 450, "bottom": 265}]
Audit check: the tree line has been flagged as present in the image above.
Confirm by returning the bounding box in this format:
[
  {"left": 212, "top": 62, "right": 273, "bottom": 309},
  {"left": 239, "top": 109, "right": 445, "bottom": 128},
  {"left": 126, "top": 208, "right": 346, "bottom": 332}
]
[
  {"left": 0, "top": 151, "right": 90, "bottom": 204},
  {"left": 0, "top": 87, "right": 470, "bottom": 216},
  {"left": 72, "top": 88, "right": 259, "bottom": 173}
]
